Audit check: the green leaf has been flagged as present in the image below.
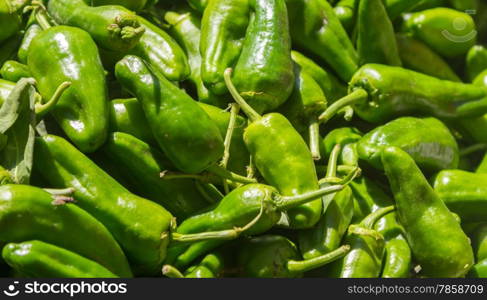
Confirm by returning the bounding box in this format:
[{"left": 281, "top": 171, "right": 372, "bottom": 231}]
[{"left": 0, "top": 78, "right": 37, "bottom": 184}]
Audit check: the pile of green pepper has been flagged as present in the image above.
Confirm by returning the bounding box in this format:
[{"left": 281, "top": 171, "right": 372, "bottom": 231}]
[{"left": 0, "top": 0, "right": 486, "bottom": 278}]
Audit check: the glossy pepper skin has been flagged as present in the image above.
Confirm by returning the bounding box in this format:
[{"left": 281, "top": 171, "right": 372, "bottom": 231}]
[
  {"left": 108, "top": 98, "right": 156, "bottom": 146},
  {"left": 165, "top": 182, "right": 347, "bottom": 269},
  {"left": 328, "top": 207, "right": 394, "bottom": 278},
  {"left": 468, "top": 258, "right": 487, "bottom": 278},
  {"left": 83, "top": 0, "right": 149, "bottom": 11},
  {"left": 0, "top": 78, "right": 15, "bottom": 105},
  {"left": 349, "top": 64, "right": 487, "bottom": 124},
  {"left": 17, "top": 24, "right": 42, "bottom": 64},
  {"left": 101, "top": 132, "right": 210, "bottom": 220},
  {"left": 184, "top": 251, "right": 227, "bottom": 278},
  {"left": 357, "top": 117, "right": 459, "bottom": 172},
  {"left": 291, "top": 51, "right": 346, "bottom": 102},
  {"left": 466, "top": 45, "right": 487, "bottom": 82},
  {"left": 356, "top": 0, "right": 402, "bottom": 67},
  {"left": 433, "top": 170, "right": 487, "bottom": 222},
  {"left": 384, "top": 0, "right": 423, "bottom": 20},
  {"left": 286, "top": 0, "right": 359, "bottom": 82},
  {"left": 349, "top": 176, "right": 411, "bottom": 278},
  {"left": 0, "top": 60, "right": 31, "bottom": 82},
  {"left": 0, "top": 0, "right": 26, "bottom": 44},
  {"left": 28, "top": 26, "right": 109, "bottom": 153},
  {"left": 0, "top": 184, "right": 132, "bottom": 277},
  {"left": 382, "top": 146, "right": 474, "bottom": 277},
  {"left": 395, "top": 34, "right": 460, "bottom": 82},
  {"left": 231, "top": 0, "right": 294, "bottom": 114},
  {"left": 115, "top": 55, "right": 224, "bottom": 174},
  {"left": 200, "top": 0, "right": 249, "bottom": 96},
  {"left": 322, "top": 127, "right": 362, "bottom": 166},
  {"left": 402, "top": 8, "right": 477, "bottom": 58},
  {"left": 165, "top": 6, "right": 226, "bottom": 107},
  {"left": 33, "top": 134, "right": 174, "bottom": 276},
  {"left": 333, "top": 0, "right": 356, "bottom": 33},
  {"left": 2, "top": 241, "right": 118, "bottom": 278},
  {"left": 48, "top": 0, "right": 145, "bottom": 52},
  {"left": 237, "top": 235, "right": 350, "bottom": 278}
]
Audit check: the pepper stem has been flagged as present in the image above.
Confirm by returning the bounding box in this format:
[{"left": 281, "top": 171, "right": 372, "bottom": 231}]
[
  {"left": 326, "top": 144, "right": 341, "bottom": 179},
  {"left": 206, "top": 164, "right": 257, "bottom": 184},
  {"left": 287, "top": 244, "right": 351, "bottom": 274},
  {"left": 35, "top": 81, "right": 72, "bottom": 118},
  {"left": 319, "top": 165, "right": 361, "bottom": 186},
  {"left": 360, "top": 205, "right": 395, "bottom": 229},
  {"left": 220, "top": 103, "right": 240, "bottom": 193},
  {"left": 32, "top": 0, "right": 53, "bottom": 30},
  {"left": 224, "top": 68, "right": 261, "bottom": 122},
  {"left": 171, "top": 200, "right": 264, "bottom": 244},
  {"left": 43, "top": 187, "right": 75, "bottom": 196},
  {"left": 348, "top": 225, "right": 384, "bottom": 241},
  {"left": 162, "top": 265, "right": 184, "bottom": 278},
  {"left": 274, "top": 184, "right": 344, "bottom": 211},
  {"left": 318, "top": 89, "right": 368, "bottom": 124},
  {"left": 460, "top": 143, "right": 487, "bottom": 156},
  {"left": 308, "top": 118, "right": 321, "bottom": 161}
]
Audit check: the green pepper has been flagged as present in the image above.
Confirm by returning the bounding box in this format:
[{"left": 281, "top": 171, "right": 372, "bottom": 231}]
[
  {"left": 383, "top": 146, "right": 474, "bottom": 277},
  {"left": 164, "top": 5, "right": 226, "bottom": 107},
  {"left": 0, "top": 60, "right": 31, "bottom": 82},
  {"left": 83, "top": 0, "right": 149, "bottom": 11},
  {"left": 433, "top": 170, "right": 487, "bottom": 223},
  {"left": 236, "top": 235, "right": 350, "bottom": 278},
  {"left": 466, "top": 45, "right": 487, "bottom": 82},
  {"left": 448, "top": 0, "right": 478, "bottom": 11},
  {"left": 48, "top": 0, "right": 145, "bottom": 52},
  {"left": 402, "top": 8, "right": 477, "bottom": 58},
  {"left": 188, "top": 0, "right": 209, "bottom": 13},
  {"left": 286, "top": 0, "right": 359, "bottom": 82},
  {"left": 475, "top": 69, "right": 487, "bottom": 87},
  {"left": 396, "top": 34, "right": 461, "bottom": 82},
  {"left": 291, "top": 51, "right": 346, "bottom": 102},
  {"left": 101, "top": 132, "right": 211, "bottom": 220},
  {"left": 0, "top": 165, "right": 13, "bottom": 185},
  {"left": 225, "top": 68, "right": 323, "bottom": 229},
  {"left": 357, "top": 117, "right": 459, "bottom": 172},
  {"left": 27, "top": 18, "right": 109, "bottom": 152},
  {"left": 338, "top": 64, "right": 487, "bottom": 124},
  {"left": 33, "top": 134, "right": 240, "bottom": 275},
  {"left": 278, "top": 62, "right": 327, "bottom": 160},
  {"left": 333, "top": 0, "right": 356, "bottom": 33},
  {"left": 17, "top": 24, "right": 42, "bottom": 64},
  {"left": 0, "top": 0, "right": 27, "bottom": 44},
  {"left": 115, "top": 55, "right": 224, "bottom": 174},
  {"left": 0, "top": 184, "right": 132, "bottom": 277},
  {"left": 3, "top": 241, "right": 118, "bottom": 278},
  {"left": 298, "top": 145, "right": 354, "bottom": 260},
  {"left": 0, "top": 78, "right": 15, "bottom": 105},
  {"left": 322, "top": 127, "right": 362, "bottom": 167},
  {"left": 356, "top": 0, "right": 402, "bottom": 67},
  {"left": 108, "top": 98, "right": 156, "bottom": 146},
  {"left": 165, "top": 176, "right": 353, "bottom": 269},
  {"left": 467, "top": 258, "right": 487, "bottom": 278},
  {"left": 469, "top": 224, "right": 487, "bottom": 261},
  {"left": 231, "top": 0, "right": 294, "bottom": 114},
  {"left": 200, "top": 0, "right": 249, "bottom": 96},
  {"left": 328, "top": 206, "right": 395, "bottom": 278},
  {"left": 384, "top": 0, "right": 424, "bottom": 20},
  {"left": 164, "top": 250, "right": 229, "bottom": 278}
]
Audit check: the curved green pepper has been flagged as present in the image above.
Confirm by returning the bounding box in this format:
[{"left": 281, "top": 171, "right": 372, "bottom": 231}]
[
  {"left": 328, "top": 206, "right": 394, "bottom": 278},
  {"left": 433, "top": 170, "right": 487, "bottom": 222},
  {"left": 200, "top": 0, "right": 249, "bottom": 96},
  {"left": 48, "top": 0, "right": 145, "bottom": 52},
  {"left": 0, "top": 60, "right": 31, "bottom": 82},
  {"left": 345, "top": 64, "right": 487, "bottom": 124},
  {"left": 383, "top": 146, "right": 474, "bottom": 277},
  {"left": 83, "top": 0, "right": 149, "bottom": 11},
  {"left": 402, "top": 8, "right": 477, "bottom": 58},
  {"left": 357, "top": 117, "right": 459, "bottom": 172},
  {"left": 356, "top": 0, "right": 402, "bottom": 66},
  {"left": 0, "top": 184, "right": 132, "bottom": 277},
  {"left": 28, "top": 25, "right": 109, "bottom": 153},
  {"left": 3, "top": 241, "right": 118, "bottom": 278},
  {"left": 166, "top": 180, "right": 350, "bottom": 269},
  {"left": 322, "top": 127, "right": 362, "bottom": 166},
  {"left": 184, "top": 251, "right": 227, "bottom": 278},
  {"left": 286, "top": 0, "right": 358, "bottom": 82},
  {"left": 396, "top": 34, "right": 461, "bottom": 82},
  {"left": 17, "top": 24, "right": 42, "bottom": 64},
  {"left": 109, "top": 98, "right": 156, "bottom": 146},
  {"left": 115, "top": 55, "right": 224, "bottom": 174},
  {"left": 466, "top": 45, "right": 487, "bottom": 82},
  {"left": 237, "top": 235, "right": 350, "bottom": 278},
  {"left": 467, "top": 258, "right": 487, "bottom": 278},
  {"left": 231, "top": 0, "right": 294, "bottom": 114},
  {"left": 0, "top": 0, "right": 27, "bottom": 44},
  {"left": 101, "top": 132, "right": 210, "bottom": 220},
  {"left": 225, "top": 69, "right": 322, "bottom": 229}
]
